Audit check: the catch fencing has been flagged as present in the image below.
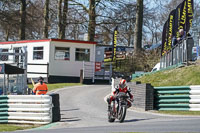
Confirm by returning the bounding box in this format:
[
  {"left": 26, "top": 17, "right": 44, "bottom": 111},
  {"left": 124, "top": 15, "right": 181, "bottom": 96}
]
[
  {"left": 0, "top": 47, "right": 27, "bottom": 95},
  {"left": 160, "top": 37, "right": 194, "bottom": 69},
  {"left": 0, "top": 95, "right": 52, "bottom": 124},
  {"left": 154, "top": 85, "right": 200, "bottom": 111}
]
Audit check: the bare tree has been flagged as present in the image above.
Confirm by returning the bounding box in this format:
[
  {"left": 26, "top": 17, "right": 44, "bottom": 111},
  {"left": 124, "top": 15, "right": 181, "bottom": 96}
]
[
  {"left": 19, "top": 0, "right": 26, "bottom": 40},
  {"left": 43, "top": 0, "right": 49, "bottom": 38},
  {"left": 58, "top": 0, "right": 68, "bottom": 39},
  {"left": 134, "top": 0, "right": 143, "bottom": 53},
  {"left": 88, "top": 0, "right": 96, "bottom": 41}
]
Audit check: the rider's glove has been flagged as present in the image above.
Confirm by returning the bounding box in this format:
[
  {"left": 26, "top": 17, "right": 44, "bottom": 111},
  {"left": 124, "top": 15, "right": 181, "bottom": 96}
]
[{"left": 130, "top": 96, "right": 134, "bottom": 102}]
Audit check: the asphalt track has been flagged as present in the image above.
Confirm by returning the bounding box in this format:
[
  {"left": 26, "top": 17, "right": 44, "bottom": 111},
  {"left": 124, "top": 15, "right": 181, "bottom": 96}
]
[{"left": 11, "top": 85, "right": 200, "bottom": 133}]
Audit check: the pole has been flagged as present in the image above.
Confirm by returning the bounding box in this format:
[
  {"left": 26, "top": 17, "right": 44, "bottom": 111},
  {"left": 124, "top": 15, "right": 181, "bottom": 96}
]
[
  {"left": 3, "top": 73, "right": 5, "bottom": 95},
  {"left": 23, "top": 46, "right": 28, "bottom": 94}
]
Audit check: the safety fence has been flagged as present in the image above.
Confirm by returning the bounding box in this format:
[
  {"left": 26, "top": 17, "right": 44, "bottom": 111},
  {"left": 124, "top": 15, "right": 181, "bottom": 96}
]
[
  {"left": 0, "top": 95, "right": 52, "bottom": 124},
  {"left": 154, "top": 86, "right": 200, "bottom": 111},
  {"left": 160, "top": 37, "right": 194, "bottom": 69}
]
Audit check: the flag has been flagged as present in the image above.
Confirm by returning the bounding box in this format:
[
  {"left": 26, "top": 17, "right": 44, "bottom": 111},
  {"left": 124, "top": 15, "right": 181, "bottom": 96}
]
[
  {"left": 179, "top": 0, "right": 187, "bottom": 32},
  {"left": 161, "top": 9, "right": 176, "bottom": 56},
  {"left": 112, "top": 26, "right": 118, "bottom": 62},
  {"left": 186, "top": 0, "right": 194, "bottom": 33},
  {"left": 167, "top": 9, "right": 176, "bottom": 50},
  {"left": 161, "top": 20, "right": 169, "bottom": 56},
  {"left": 174, "top": 3, "right": 182, "bottom": 39}
]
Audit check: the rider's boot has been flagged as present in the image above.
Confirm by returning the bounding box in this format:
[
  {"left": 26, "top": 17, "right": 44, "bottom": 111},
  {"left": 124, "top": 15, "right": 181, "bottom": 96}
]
[
  {"left": 107, "top": 97, "right": 111, "bottom": 111},
  {"left": 108, "top": 104, "right": 111, "bottom": 111}
]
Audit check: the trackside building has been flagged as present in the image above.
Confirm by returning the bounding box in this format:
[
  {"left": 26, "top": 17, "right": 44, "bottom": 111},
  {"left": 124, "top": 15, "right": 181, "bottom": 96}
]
[{"left": 0, "top": 39, "right": 97, "bottom": 83}]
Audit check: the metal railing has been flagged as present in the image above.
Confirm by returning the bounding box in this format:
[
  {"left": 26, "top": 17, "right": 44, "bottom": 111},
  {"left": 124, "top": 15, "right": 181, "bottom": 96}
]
[{"left": 160, "top": 37, "right": 194, "bottom": 69}]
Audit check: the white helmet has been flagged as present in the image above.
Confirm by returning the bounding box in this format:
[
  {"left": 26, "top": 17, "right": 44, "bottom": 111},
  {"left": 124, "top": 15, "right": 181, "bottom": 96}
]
[{"left": 119, "top": 79, "right": 126, "bottom": 88}]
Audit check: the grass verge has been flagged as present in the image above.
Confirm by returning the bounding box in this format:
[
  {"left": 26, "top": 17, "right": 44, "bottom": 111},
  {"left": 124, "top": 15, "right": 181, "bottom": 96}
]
[
  {"left": 0, "top": 124, "right": 39, "bottom": 132},
  {"left": 157, "top": 111, "right": 200, "bottom": 115},
  {"left": 28, "top": 83, "right": 82, "bottom": 92}
]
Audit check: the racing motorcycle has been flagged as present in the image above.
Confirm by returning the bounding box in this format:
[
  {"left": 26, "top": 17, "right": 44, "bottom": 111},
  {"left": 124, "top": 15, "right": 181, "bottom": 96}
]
[{"left": 108, "top": 92, "right": 129, "bottom": 123}]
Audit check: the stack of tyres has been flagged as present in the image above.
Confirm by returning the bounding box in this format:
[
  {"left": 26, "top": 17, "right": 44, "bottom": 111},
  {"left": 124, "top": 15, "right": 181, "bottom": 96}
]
[{"left": 50, "top": 93, "right": 61, "bottom": 122}]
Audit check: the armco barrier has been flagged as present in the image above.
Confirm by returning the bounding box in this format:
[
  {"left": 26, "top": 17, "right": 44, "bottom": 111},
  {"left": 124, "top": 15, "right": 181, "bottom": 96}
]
[
  {"left": 154, "top": 85, "right": 200, "bottom": 111},
  {"left": 0, "top": 95, "right": 52, "bottom": 124}
]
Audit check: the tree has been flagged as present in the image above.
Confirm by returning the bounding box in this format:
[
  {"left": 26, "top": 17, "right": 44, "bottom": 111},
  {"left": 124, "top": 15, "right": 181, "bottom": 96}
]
[
  {"left": 43, "top": 0, "right": 49, "bottom": 38},
  {"left": 19, "top": 0, "right": 26, "bottom": 40},
  {"left": 134, "top": 0, "right": 143, "bottom": 53},
  {"left": 58, "top": 0, "right": 68, "bottom": 39},
  {"left": 88, "top": 0, "right": 96, "bottom": 41}
]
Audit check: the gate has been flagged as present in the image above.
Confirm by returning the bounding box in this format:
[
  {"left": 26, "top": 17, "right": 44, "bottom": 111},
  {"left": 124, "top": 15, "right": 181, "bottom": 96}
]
[{"left": 82, "top": 61, "right": 112, "bottom": 83}]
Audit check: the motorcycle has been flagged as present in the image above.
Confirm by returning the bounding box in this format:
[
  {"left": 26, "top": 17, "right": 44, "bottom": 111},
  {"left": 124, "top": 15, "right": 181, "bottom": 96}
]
[{"left": 108, "top": 92, "right": 129, "bottom": 123}]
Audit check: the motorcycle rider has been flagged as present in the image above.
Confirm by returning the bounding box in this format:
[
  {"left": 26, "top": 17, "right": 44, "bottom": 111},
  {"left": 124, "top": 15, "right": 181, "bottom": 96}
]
[{"left": 107, "top": 79, "right": 133, "bottom": 110}]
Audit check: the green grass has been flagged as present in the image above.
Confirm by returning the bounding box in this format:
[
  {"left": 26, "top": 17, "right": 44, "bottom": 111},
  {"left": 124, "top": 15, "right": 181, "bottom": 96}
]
[
  {"left": 0, "top": 124, "right": 38, "bottom": 132},
  {"left": 132, "top": 65, "right": 200, "bottom": 87},
  {"left": 28, "top": 83, "right": 82, "bottom": 92},
  {"left": 157, "top": 111, "right": 200, "bottom": 115}
]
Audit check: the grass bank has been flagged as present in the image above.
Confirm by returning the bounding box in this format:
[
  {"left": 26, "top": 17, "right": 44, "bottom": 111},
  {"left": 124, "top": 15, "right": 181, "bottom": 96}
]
[
  {"left": 132, "top": 65, "right": 200, "bottom": 87},
  {"left": 28, "top": 83, "right": 82, "bottom": 92},
  {"left": 0, "top": 124, "right": 39, "bottom": 132},
  {"left": 157, "top": 111, "right": 200, "bottom": 115},
  {"left": 132, "top": 64, "right": 200, "bottom": 115}
]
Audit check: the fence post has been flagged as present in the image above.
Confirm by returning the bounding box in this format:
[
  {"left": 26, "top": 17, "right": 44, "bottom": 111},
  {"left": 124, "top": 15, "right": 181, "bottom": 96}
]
[{"left": 80, "top": 69, "right": 83, "bottom": 84}]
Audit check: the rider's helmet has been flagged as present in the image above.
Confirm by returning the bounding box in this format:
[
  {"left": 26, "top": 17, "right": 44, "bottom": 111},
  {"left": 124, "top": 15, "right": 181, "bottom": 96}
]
[{"left": 119, "top": 79, "right": 126, "bottom": 89}]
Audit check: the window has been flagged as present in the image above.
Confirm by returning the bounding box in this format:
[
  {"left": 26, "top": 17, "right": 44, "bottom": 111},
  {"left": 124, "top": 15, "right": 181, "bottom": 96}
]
[
  {"left": 14, "top": 47, "right": 22, "bottom": 63},
  {"left": 33, "top": 47, "right": 43, "bottom": 60},
  {"left": 75, "top": 48, "right": 90, "bottom": 61},
  {"left": 0, "top": 49, "right": 8, "bottom": 61},
  {"left": 55, "top": 47, "right": 70, "bottom": 61}
]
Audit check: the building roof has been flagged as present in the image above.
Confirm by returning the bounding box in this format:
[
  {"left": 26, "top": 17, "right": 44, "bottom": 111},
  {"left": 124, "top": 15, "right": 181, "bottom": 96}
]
[
  {"left": 0, "top": 38, "right": 97, "bottom": 45},
  {"left": 0, "top": 64, "right": 24, "bottom": 74}
]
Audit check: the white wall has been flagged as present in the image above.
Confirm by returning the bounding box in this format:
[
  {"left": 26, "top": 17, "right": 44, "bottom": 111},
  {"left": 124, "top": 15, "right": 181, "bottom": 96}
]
[
  {"left": 0, "top": 41, "right": 50, "bottom": 78},
  {"left": 49, "top": 41, "right": 96, "bottom": 77},
  {"left": 26, "top": 42, "right": 50, "bottom": 78},
  {"left": 0, "top": 40, "right": 96, "bottom": 79}
]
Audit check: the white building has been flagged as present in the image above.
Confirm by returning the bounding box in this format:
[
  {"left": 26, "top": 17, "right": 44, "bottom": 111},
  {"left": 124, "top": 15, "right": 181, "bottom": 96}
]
[{"left": 0, "top": 39, "right": 96, "bottom": 83}]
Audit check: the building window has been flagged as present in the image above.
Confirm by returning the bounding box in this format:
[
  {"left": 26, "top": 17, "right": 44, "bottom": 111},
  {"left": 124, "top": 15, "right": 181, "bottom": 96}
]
[
  {"left": 33, "top": 47, "right": 43, "bottom": 60},
  {"left": 0, "top": 49, "right": 8, "bottom": 61},
  {"left": 55, "top": 47, "right": 70, "bottom": 61},
  {"left": 75, "top": 48, "right": 90, "bottom": 61},
  {"left": 14, "top": 47, "right": 22, "bottom": 63}
]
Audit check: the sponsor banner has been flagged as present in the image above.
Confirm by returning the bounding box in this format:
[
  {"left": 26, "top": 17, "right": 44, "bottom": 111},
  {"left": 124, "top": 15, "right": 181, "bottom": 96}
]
[
  {"left": 161, "top": 20, "right": 169, "bottom": 56},
  {"left": 167, "top": 10, "right": 176, "bottom": 51},
  {"left": 186, "top": 0, "right": 194, "bottom": 33},
  {"left": 179, "top": 0, "right": 187, "bottom": 33},
  {"left": 112, "top": 26, "right": 118, "bottom": 62},
  {"left": 174, "top": 3, "right": 182, "bottom": 39}
]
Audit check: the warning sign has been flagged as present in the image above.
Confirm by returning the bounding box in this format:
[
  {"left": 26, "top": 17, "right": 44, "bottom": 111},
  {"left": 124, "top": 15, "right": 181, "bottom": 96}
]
[{"left": 95, "top": 62, "right": 101, "bottom": 72}]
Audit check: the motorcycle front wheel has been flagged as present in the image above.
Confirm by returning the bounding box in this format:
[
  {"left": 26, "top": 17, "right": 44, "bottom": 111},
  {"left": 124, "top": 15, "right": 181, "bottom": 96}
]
[{"left": 118, "top": 106, "right": 126, "bottom": 123}]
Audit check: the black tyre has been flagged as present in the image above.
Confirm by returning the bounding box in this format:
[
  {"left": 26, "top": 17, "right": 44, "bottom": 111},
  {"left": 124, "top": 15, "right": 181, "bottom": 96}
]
[
  {"left": 108, "top": 101, "right": 115, "bottom": 122},
  {"left": 118, "top": 106, "right": 126, "bottom": 123},
  {"left": 108, "top": 109, "right": 115, "bottom": 122}
]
